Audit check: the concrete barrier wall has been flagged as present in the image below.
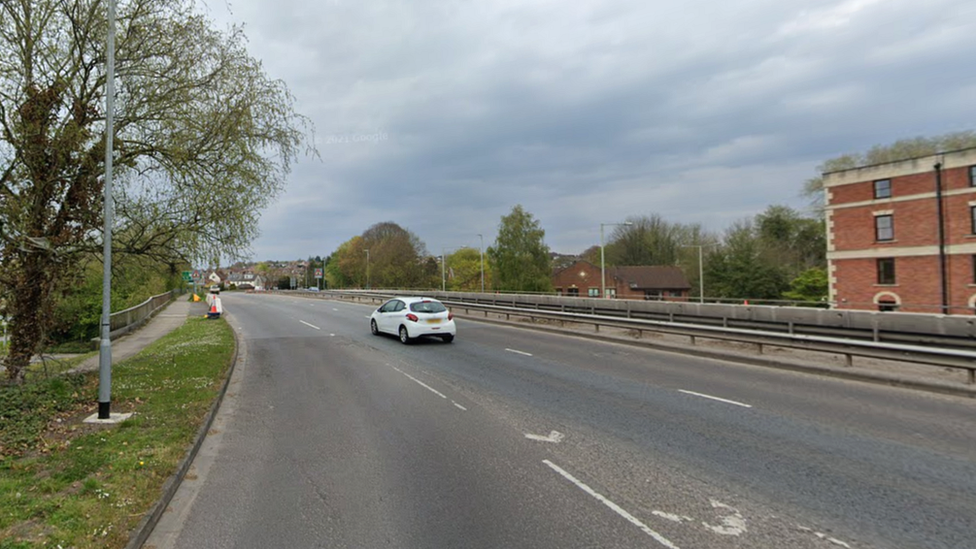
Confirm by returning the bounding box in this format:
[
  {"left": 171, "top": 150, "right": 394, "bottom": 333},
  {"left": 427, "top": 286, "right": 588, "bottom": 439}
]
[{"left": 422, "top": 291, "right": 976, "bottom": 340}]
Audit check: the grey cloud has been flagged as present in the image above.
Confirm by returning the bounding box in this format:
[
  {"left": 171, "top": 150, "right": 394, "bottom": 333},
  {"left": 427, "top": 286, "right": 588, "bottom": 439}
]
[{"left": 196, "top": 0, "right": 976, "bottom": 259}]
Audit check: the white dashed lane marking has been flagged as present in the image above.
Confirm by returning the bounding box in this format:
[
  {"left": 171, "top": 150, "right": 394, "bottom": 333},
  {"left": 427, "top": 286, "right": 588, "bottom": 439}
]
[
  {"left": 678, "top": 390, "right": 751, "bottom": 408},
  {"left": 299, "top": 320, "right": 321, "bottom": 330},
  {"left": 505, "top": 348, "right": 533, "bottom": 357},
  {"left": 391, "top": 366, "right": 446, "bottom": 399}
]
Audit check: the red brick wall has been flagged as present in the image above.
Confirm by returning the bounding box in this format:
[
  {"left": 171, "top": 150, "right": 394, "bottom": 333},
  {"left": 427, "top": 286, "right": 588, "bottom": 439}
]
[
  {"left": 553, "top": 262, "right": 603, "bottom": 296},
  {"left": 553, "top": 261, "right": 689, "bottom": 300},
  {"left": 829, "top": 163, "right": 976, "bottom": 313}
]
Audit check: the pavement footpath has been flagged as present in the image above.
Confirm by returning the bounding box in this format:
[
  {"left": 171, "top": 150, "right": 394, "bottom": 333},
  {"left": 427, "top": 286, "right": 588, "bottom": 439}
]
[{"left": 69, "top": 297, "right": 203, "bottom": 374}]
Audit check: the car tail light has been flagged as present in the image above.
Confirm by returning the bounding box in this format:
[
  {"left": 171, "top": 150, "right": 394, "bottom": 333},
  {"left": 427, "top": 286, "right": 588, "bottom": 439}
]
[
  {"left": 448, "top": 311, "right": 454, "bottom": 321},
  {"left": 406, "top": 313, "right": 419, "bottom": 322}
]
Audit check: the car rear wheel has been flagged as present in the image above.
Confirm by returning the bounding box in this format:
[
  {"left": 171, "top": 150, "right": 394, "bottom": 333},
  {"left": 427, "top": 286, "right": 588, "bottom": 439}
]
[
  {"left": 398, "top": 325, "right": 411, "bottom": 344},
  {"left": 441, "top": 334, "right": 454, "bottom": 343},
  {"left": 370, "top": 319, "right": 379, "bottom": 336}
]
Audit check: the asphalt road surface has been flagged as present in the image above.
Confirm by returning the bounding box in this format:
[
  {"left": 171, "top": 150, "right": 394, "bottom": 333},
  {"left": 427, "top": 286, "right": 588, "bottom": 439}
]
[{"left": 146, "top": 292, "right": 976, "bottom": 549}]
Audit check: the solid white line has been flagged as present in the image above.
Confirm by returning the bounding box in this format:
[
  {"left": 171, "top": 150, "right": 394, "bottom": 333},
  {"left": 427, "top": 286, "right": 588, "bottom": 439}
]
[
  {"left": 452, "top": 401, "right": 467, "bottom": 411},
  {"left": 391, "top": 366, "right": 447, "bottom": 399},
  {"left": 678, "top": 390, "right": 752, "bottom": 408},
  {"left": 505, "top": 348, "right": 533, "bottom": 357},
  {"left": 299, "top": 320, "right": 321, "bottom": 330},
  {"left": 542, "top": 460, "right": 680, "bottom": 549},
  {"left": 333, "top": 308, "right": 339, "bottom": 311}
]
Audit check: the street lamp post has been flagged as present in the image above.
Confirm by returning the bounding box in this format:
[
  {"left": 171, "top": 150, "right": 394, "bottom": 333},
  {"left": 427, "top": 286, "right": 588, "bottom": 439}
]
[
  {"left": 97, "top": 0, "right": 118, "bottom": 420},
  {"left": 681, "top": 245, "right": 706, "bottom": 303},
  {"left": 600, "top": 222, "right": 632, "bottom": 299},
  {"left": 477, "top": 234, "right": 485, "bottom": 293},
  {"left": 364, "top": 249, "right": 370, "bottom": 289}
]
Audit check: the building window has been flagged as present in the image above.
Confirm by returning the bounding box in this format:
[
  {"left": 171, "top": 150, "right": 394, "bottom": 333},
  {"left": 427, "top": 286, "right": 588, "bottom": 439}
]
[
  {"left": 971, "top": 206, "right": 976, "bottom": 235},
  {"left": 588, "top": 287, "right": 600, "bottom": 297},
  {"left": 972, "top": 255, "right": 976, "bottom": 283},
  {"left": 878, "top": 300, "right": 899, "bottom": 312},
  {"left": 877, "top": 258, "right": 895, "bottom": 285},
  {"left": 873, "top": 179, "right": 891, "bottom": 199},
  {"left": 567, "top": 288, "right": 579, "bottom": 297},
  {"left": 644, "top": 290, "right": 662, "bottom": 300},
  {"left": 875, "top": 214, "right": 893, "bottom": 241},
  {"left": 970, "top": 165, "right": 976, "bottom": 186}
]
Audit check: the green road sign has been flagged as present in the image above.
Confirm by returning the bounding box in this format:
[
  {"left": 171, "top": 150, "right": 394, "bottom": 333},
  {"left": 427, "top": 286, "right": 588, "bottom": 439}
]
[{"left": 182, "top": 271, "right": 193, "bottom": 282}]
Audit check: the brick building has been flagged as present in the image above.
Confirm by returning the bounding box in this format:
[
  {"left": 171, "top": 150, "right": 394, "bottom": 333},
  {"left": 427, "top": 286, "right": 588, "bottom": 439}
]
[
  {"left": 824, "top": 147, "right": 976, "bottom": 313},
  {"left": 552, "top": 260, "right": 690, "bottom": 300}
]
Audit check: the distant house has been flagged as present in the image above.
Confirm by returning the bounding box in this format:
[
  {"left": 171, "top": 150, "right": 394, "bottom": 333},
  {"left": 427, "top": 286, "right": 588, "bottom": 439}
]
[
  {"left": 552, "top": 260, "right": 691, "bottom": 301},
  {"left": 226, "top": 270, "right": 266, "bottom": 290}
]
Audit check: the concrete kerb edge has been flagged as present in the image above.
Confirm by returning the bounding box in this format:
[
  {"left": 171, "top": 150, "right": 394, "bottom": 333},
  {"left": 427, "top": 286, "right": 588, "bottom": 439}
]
[
  {"left": 454, "top": 312, "right": 976, "bottom": 400},
  {"left": 123, "top": 318, "right": 241, "bottom": 549}
]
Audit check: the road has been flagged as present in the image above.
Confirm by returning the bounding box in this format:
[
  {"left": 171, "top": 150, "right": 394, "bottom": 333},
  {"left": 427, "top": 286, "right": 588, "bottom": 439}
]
[{"left": 146, "top": 292, "right": 976, "bottom": 549}]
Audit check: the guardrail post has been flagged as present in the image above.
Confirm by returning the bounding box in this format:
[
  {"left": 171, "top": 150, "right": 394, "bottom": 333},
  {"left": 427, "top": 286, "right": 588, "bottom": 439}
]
[
  {"left": 594, "top": 322, "right": 599, "bottom": 333},
  {"left": 690, "top": 334, "right": 696, "bottom": 346},
  {"left": 968, "top": 368, "right": 975, "bottom": 385},
  {"left": 788, "top": 321, "right": 794, "bottom": 335},
  {"left": 845, "top": 354, "right": 853, "bottom": 367},
  {"left": 757, "top": 342, "right": 763, "bottom": 354},
  {"left": 627, "top": 302, "right": 631, "bottom": 318}
]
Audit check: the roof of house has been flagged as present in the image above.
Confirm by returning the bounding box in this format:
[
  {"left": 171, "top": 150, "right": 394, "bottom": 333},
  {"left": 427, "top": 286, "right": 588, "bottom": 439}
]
[{"left": 611, "top": 265, "right": 691, "bottom": 290}]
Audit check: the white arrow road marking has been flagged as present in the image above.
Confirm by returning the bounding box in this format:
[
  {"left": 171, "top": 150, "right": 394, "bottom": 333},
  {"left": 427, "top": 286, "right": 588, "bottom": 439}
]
[
  {"left": 702, "top": 499, "right": 747, "bottom": 536},
  {"left": 525, "top": 430, "right": 564, "bottom": 443},
  {"left": 333, "top": 308, "right": 339, "bottom": 311},
  {"left": 679, "top": 390, "right": 752, "bottom": 408},
  {"left": 452, "top": 401, "right": 467, "bottom": 411},
  {"left": 652, "top": 511, "right": 694, "bottom": 523},
  {"left": 330, "top": 333, "right": 336, "bottom": 337},
  {"left": 505, "top": 348, "right": 533, "bottom": 357},
  {"left": 299, "top": 320, "right": 321, "bottom": 330},
  {"left": 543, "top": 460, "right": 680, "bottom": 549}
]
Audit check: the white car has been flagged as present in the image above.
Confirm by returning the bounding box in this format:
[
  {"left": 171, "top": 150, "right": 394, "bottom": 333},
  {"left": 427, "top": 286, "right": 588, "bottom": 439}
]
[{"left": 370, "top": 297, "right": 456, "bottom": 344}]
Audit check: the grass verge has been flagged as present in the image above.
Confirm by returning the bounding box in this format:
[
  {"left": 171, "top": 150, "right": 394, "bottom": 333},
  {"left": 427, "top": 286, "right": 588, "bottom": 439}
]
[{"left": 0, "top": 317, "right": 234, "bottom": 548}]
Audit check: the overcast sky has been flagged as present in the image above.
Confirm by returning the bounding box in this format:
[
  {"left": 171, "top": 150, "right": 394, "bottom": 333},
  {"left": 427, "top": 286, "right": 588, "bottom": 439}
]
[{"left": 198, "top": 0, "right": 976, "bottom": 261}]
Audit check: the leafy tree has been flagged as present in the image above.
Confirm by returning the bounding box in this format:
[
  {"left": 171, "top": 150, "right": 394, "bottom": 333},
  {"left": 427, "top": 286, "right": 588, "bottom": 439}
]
[
  {"left": 0, "top": 0, "right": 309, "bottom": 382},
  {"left": 487, "top": 205, "right": 553, "bottom": 293},
  {"left": 802, "top": 131, "right": 976, "bottom": 212},
  {"left": 755, "top": 205, "right": 826, "bottom": 273},
  {"left": 605, "top": 214, "right": 688, "bottom": 266},
  {"left": 705, "top": 221, "right": 790, "bottom": 300},
  {"left": 782, "top": 267, "right": 829, "bottom": 304},
  {"left": 361, "top": 222, "right": 429, "bottom": 288},
  {"left": 444, "top": 247, "right": 490, "bottom": 291}
]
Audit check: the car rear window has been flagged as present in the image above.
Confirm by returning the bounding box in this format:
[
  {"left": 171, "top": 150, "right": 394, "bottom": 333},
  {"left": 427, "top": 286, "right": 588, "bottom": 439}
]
[{"left": 410, "top": 301, "right": 447, "bottom": 313}]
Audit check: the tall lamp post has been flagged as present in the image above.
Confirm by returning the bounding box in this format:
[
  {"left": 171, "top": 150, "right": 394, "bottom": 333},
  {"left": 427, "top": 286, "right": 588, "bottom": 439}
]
[
  {"left": 600, "top": 222, "right": 632, "bottom": 299},
  {"left": 97, "top": 0, "right": 118, "bottom": 420},
  {"left": 364, "top": 249, "right": 370, "bottom": 289},
  {"left": 681, "top": 245, "right": 706, "bottom": 303},
  {"left": 477, "top": 234, "right": 485, "bottom": 293}
]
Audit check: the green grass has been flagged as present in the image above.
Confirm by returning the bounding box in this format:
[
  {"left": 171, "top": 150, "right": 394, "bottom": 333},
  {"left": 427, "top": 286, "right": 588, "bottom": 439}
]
[{"left": 0, "top": 317, "right": 234, "bottom": 548}]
